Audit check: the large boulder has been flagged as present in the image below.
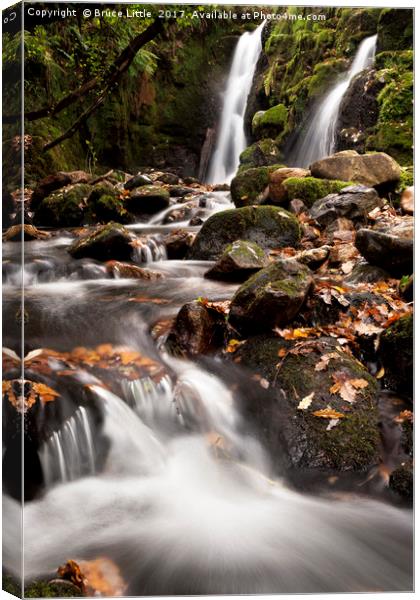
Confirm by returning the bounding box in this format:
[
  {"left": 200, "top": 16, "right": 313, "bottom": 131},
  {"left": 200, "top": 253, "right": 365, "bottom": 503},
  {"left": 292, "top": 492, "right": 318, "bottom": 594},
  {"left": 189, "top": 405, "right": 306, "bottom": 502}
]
[
  {"left": 68, "top": 223, "right": 134, "bottom": 261},
  {"left": 31, "top": 171, "right": 91, "bottom": 209},
  {"left": 282, "top": 176, "right": 352, "bottom": 208},
  {"left": 188, "top": 206, "right": 301, "bottom": 260},
  {"left": 34, "top": 184, "right": 92, "bottom": 227},
  {"left": 268, "top": 168, "right": 310, "bottom": 204},
  {"left": 310, "top": 185, "right": 384, "bottom": 226},
  {"left": 355, "top": 220, "right": 413, "bottom": 275},
  {"left": 231, "top": 335, "right": 380, "bottom": 471},
  {"left": 205, "top": 240, "right": 268, "bottom": 281},
  {"left": 126, "top": 185, "right": 170, "bottom": 215},
  {"left": 310, "top": 150, "right": 402, "bottom": 188},
  {"left": 379, "top": 314, "right": 413, "bottom": 397},
  {"left": 164, "top": 229, "right": 196, "bottom": 259},
  {"left": 228, "top": 259, "right": 313, "bottom": 334}
]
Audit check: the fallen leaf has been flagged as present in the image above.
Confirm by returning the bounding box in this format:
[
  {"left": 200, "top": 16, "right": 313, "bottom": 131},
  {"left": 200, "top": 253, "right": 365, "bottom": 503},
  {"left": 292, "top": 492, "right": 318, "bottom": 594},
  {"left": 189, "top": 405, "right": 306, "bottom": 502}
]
[
  {"left": 375, "top": 366, "right": 385, "bottom": 379},
  {"left": 394, "top": 410, "right": 413, "bottom": 424},
  {"left": 329, "top": 372, "right": 369, "bottom": 403},
  {"left": 313, "top": 408, "right": 345, "bottom": 419},
  {"left": 341, "top": 260, "right": 355, "bottom": 274},
  {"left": 327, "top": 418, "right": 340, "bottom": 430},
  {"left": 297, "top": 392, "right": 314, "bottom": 410},
  {"left": 226, "top": 339, "right": 243, "bottom": 353},
  {"left": 314, "top": 352, "right": 340, "bottom": 371}
]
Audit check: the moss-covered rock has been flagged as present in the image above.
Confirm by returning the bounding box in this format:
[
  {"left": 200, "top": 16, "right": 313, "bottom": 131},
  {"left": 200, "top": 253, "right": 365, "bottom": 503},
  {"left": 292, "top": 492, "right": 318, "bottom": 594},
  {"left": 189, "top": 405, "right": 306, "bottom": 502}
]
[
  {"left": 252, "top": 104, "right": 289, "bottom": 140},
  {"left": 205, "top": 240, "right": 268, "bottom": 281},
  {"left": 188, "top": 205, "right": 301, "bottom": 260},
  {"left": 231, "top": 335, "right": 380, "bottom": 471},
  {"left": 377, "top": 8, "right": 413, "bottom": 52},
  {"left": 389, "top": 461, "right": 413, "bottom": 500},
  {"left": 34, "top": 183, "right": 92, "bottom": 227},
  {"left": 311, "top": 185, "right": 383, "bottom": 226},
  {"left": 228, "top": 259, "right": 313, "bottom": 334},
  {"left": 86, "top": 184, "right": 129, "bottom": 223},
  {"left": 68, "top": 222, "right": 134, "bottom": 262},
  {"left": 310, "top": 151, "right": 402, "bottom": 187},
  {"left": 283, "top": 177, "right": 352, "bottom": 207},
  {"left": 239, "top": 139, "right": 283, "bottom": 170},
  {"left": 379, "top": 314, "right": 413, "bottom": 397},
  {"left": 231, "top": 165, "right": 283, "bottom": 207},
  {"left": 25, "top": 579, "right": 83, "bottom": 598}
]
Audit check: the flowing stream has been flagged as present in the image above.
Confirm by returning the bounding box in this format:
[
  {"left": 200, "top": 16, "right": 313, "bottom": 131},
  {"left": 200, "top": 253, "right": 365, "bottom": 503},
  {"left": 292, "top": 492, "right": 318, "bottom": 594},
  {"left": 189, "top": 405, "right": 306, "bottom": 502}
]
[
  {"left": 206, "top": 23, "right": 265, "bottom": 184},
  {"left": 290, "top": 34, "right": 377, "bottom": 167},
  {"left": 2, "top": 187, "right": 413, "bottom": 594}
]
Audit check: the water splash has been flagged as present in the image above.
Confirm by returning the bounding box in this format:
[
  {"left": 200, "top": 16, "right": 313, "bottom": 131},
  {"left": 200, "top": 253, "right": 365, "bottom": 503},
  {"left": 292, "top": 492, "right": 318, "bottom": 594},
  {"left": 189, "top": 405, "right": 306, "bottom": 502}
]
[
  {"left": 206, "top": 23, "right": 265, "bottom": 184},
  {"left": 290, "top": 34, "right": 377, "bottom": 167}
]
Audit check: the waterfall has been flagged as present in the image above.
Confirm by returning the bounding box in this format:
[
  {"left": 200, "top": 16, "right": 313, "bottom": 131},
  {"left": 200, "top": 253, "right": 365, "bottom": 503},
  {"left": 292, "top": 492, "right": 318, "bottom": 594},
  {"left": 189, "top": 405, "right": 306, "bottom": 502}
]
[
  {"left": 290, "top": 34, "right": 377, "bottom": 167},
  {"left": 206, "top": 23, "right": 265, "bottom": 184}
]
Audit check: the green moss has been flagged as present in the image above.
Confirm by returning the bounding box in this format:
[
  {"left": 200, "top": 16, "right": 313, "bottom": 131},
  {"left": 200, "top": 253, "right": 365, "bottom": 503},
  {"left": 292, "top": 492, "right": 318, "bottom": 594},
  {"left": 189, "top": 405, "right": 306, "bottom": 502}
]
[
  {"left": 3, "top": 573, "right": 21, "bottom": 597},
  {"left": 377, "top": 8, "right": 413, "bottom": 52},
  {"left": 231, "top": 165, "right": 284, "bottom": 207},
  {"left": 252, "top": 104, "right": 289, "bottom": 140},
  {"left": 307, "top": 59, "right": 348, "bottom": 98},
  {"left": 397, "top": 166, "right": 413, "bottom": 192},
  {"left": 25, "top": 579, "right": 83, "bottom": 597},
  {"left": 239, "top": 139, "right": 283, "bottom": 169},
  {"left": 389, "top": 461, "right": 413, "bottom": 499},
  {"left": 282, "top": 176, "right": 353, "bottom": 207}
]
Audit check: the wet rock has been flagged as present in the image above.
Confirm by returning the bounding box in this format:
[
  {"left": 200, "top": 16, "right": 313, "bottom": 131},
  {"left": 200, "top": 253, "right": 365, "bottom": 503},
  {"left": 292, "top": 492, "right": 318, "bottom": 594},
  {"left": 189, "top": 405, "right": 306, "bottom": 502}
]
[
  {"left": 164, "top": 229, "right": 196, "bottom": 259},
  {"left": 189, "top": 216, "right": 204, "bottom": 226},
  {"left": 156, "top": 172, "right": 179, "bottom": 185},
  {"left": 294, "top": 245, "right": 331, "bottom": 270},
  {"left": 325, "top": 217, "right": 355, "bottom": 243},
  {"left": 169, "top": 185, "right": 195, "bottom": 198},
  {"left": 310, "top": 185, "right": 384, "bottom": 227},
  {"left": 389, "top": 461, "right": 413, "bottom": 500},
  {"left": 228, "top": 259, "right": 313, "bottom": 334},
  {"left": 34, "top": 183, "right": 92, "bottom": 227},
  {"left": 288, "top": 199, "right": 306, "bottom": 215},
  {"left": 310, "top": 150, "right": 401, "bottom": 188},
  {"left": 268, "top": 167, "right": 310, "bottom": 204},
  {"left": 68, "top": 222, "right": 134, "bottom": 261},
  {"left": 124, "top": 173, "right": 152, "bottom": 190},
  {"left": 355, "top": 221, "right": 413, "bottom": 275},
  {"left": 105, "top": 261, "right": 163, "bottom": 280},
  {"left": 400, "top": 186, "right": 414, "bottom": 215},
  {"left": 239, "top": 139, "right": 283, "bottom": 170},
  {"left": 126, "top": 185, "right": 170, "bottom": 215},
  {"left": 3, "top": 224, "right": 50, "bottom": 241},
  {"left": 31, "top": 170, "right": 91, "bottom": 209},
  {"left": 166, "top": 301, "right": 224, "bottom": 356},
  {"left": 212, "top": 183, "right": 230, "bottom": 192},
  {"left": 205, "top": 240, "right": 268, "bottom": 281},
  {"left": 379, "top": 314, "right": 413, "bottom": 397},
  {"left": 345, "top": 262, "right": 391, "bottom": 284},
  {"left": 188, "top": 206, "right": 301, "bottom": 260},
  {"left": 282, "top": 176, "right": 351, "bottom": 208},
  {"left": 399, "top": 274, "right": 413, "bottom": 302},
  {"left": 231, "top": 335, "right": 380, "bottom": 471}
]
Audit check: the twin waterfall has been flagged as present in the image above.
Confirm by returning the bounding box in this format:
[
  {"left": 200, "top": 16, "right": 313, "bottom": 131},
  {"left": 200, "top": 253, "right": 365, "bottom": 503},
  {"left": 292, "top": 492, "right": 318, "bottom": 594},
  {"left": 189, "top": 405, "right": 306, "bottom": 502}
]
[
  {"left": 207, "top": 28, "right": 377, "bottom": 183},
  {"left": 291, "top": 34, "right": 378, "bottom": 166},
  {"left": 206, "top": 23, "right": 265, "bottom": 184}
]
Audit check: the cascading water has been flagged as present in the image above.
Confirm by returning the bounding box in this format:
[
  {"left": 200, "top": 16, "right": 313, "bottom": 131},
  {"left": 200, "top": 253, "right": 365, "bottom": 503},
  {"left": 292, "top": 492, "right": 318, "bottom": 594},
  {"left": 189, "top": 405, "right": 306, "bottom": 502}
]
[
  {"left": 206, "top": 23, "right": 265, "bottom": 184},
  {"left": 290, "top": 34, "right": 377, "bottom": 167},
  {"left": 2, "top": 187, "right": 413, "bottom": 595}
]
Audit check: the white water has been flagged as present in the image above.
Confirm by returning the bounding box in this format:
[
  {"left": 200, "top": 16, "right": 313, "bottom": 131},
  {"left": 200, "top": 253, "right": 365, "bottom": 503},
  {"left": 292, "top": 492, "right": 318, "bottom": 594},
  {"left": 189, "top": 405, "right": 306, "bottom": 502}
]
[
  {"left": 206, "top": 23, "right": 265, "bottom": 184},
  {"left": 3, "top": 373, "right": 413, "bottom": 593},
  {"left": 291, "top": 34, "right": 377, "bottom": 167}
]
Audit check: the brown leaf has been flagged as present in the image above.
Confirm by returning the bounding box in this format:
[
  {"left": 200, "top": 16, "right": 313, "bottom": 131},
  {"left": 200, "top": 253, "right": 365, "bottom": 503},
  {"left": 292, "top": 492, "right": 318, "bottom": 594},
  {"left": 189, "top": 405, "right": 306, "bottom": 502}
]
[
  {"left": 394, "top": 410, "right": 413, "bottom": 424},
  {"left": 313, "top": 408, "right": 345, "bottom": 419},
  {"left": 314, "top": 352, "right": 340, "bottom": 371}
]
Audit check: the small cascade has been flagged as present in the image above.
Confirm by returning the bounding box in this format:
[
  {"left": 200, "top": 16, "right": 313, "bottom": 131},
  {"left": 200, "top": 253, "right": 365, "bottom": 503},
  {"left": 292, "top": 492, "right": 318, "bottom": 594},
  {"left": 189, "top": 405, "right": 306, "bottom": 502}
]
[
  {"left": 290, "top": 34, "right": 377, "bottom": 167},
  {"left": 132, "top": 236, "right": 167, "bottom": 264},
  {"left": 121, "top": 375, "right": 177, "bottom": 428},
  {"left": 206, "top": 23, "right": 265, "bottom": 184},
  {"left": 39, "top": 406, "right": 96, "bottom": 487}
]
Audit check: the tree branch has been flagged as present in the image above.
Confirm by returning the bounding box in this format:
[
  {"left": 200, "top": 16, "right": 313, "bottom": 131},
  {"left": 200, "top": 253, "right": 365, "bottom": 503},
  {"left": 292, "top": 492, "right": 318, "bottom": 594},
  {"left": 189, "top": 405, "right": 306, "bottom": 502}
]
[
  {"left": 42, "top": 17, "right": 165, "bottom": 152},
  {"left": 3, "top": 17, "right": 164, "bottom": 125}
]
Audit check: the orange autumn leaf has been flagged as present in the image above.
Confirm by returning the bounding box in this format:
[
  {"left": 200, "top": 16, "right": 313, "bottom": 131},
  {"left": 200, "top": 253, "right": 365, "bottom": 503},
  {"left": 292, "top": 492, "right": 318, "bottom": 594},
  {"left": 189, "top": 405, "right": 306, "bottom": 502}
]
[
  {"left": 329, "top": 371, "right": 368, "bottom": 403},
  {"left": 394, "top": 410, "right": 414, "bottom": 424},
  {"left": 313, "top": 408, "right": 345, "bottom": 419},
  {"left": 32, "top": 382, "right": 60, "bottom": 402}
]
